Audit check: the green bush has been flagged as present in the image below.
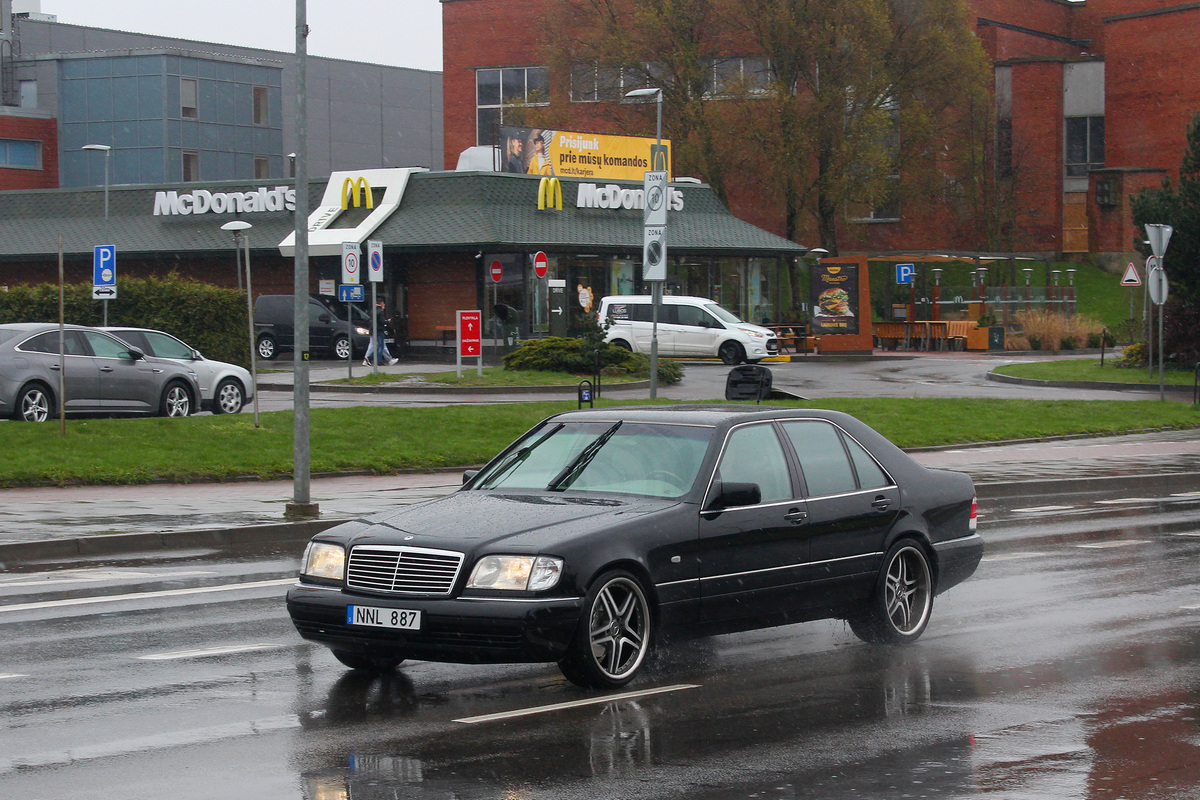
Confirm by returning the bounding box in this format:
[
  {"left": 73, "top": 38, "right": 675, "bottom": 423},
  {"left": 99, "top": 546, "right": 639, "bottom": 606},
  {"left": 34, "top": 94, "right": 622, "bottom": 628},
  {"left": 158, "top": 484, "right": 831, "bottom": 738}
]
[
  {"left": 502, "top": 336, "right": 683, "bottom": 385},
  {"left": 1116, "top": 341, "right": 1148, "bottom": 368},
  {"left": 0, "top": 273, "right": 250, "bottom": 366},
  {"left": 1059, "top": 336, "right": 1078, "bottom": 351}
]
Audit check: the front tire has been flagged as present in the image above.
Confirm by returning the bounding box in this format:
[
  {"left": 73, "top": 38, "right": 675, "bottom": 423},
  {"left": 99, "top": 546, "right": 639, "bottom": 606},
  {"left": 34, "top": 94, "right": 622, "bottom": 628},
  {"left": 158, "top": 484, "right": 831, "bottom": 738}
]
[
  {"left": 159, "top": 381, "right": 193, "bottom": 417},
  {"left": 849, "top": 540, "right": 934, "bottom": 645},
  {"left": 14, "top": 383, "right": 52, "bottom": 422},
  {"left": 331, "top": 650, "right": 404, "bottom": 673},
  {"left": 718, "top": 341, "right": 745, "bottom": 365},
  {"left": 213, "top": 378, "right": 245, "bottom": 414},
  {"left": 257, "top": 335, "right": 277, "bottom": 360},
  {"left": 332, "top": 335, "right": 352, "bottom": 360},
  {"left": 559, "top": 570, "right": 653, "bottom": 689}
]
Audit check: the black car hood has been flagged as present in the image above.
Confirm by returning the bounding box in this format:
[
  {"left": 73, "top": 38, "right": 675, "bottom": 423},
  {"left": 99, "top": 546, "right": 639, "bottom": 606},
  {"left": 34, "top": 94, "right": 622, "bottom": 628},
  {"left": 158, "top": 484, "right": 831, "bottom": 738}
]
[{"left": 327, "top": 490, "right": 677, "bottom": 553}]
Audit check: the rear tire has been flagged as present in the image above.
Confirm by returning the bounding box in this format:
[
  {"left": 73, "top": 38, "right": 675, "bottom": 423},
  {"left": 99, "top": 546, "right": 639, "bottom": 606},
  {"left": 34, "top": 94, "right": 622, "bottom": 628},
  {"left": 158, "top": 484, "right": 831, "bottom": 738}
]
[
  {"left": 848, "top": 540, "right": 933, "bottom": 645},
  {"left": 611, "top": 339, "right": 633, "bottom": 352},
  {"left": 331, "top": 650, "right": 404, "bottom": 673},
  {"left": 159, "top": 381, "right": 193, "bottom": 417},
  {"left": 14, "top": 383, "right": 53, "bottom": 422},
  {"left": 213, "top": 378, "right": 245, "bottom": 414},
  {"left": 332, "top": 335, "right": 352, "bottom": 360},
  {"left": 558, "top": 570, "right": 653, "bottom": 689},
  {"left": 257, "top": 335, "right": 277, "bottom": 360}
]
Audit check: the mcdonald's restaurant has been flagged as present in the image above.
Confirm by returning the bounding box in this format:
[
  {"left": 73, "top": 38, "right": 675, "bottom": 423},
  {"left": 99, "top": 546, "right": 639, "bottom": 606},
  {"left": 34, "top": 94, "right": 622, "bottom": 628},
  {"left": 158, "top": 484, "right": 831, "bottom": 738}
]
[{"left": 0, "top": 166, "right": 818, "bottom": 353}]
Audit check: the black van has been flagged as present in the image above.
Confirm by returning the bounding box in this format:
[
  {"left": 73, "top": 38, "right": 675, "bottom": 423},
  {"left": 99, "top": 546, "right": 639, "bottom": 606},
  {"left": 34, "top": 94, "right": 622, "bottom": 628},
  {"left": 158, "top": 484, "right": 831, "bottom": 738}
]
[{"left": 253, "top": 295, "right": 371, "bottom": 360}]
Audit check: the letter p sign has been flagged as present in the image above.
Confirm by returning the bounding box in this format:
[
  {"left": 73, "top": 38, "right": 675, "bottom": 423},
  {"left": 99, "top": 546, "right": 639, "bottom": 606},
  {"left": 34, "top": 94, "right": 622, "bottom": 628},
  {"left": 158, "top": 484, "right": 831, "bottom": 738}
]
[{"left": 895, "top": 263, "right": 914, "bottom": 285}]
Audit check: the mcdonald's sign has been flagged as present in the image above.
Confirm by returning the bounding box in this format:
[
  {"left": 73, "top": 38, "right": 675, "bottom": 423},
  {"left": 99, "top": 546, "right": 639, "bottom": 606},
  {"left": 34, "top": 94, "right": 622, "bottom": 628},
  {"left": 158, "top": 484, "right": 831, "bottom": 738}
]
[
  {"left": 341, "top": 176, "right": 374, "bottom": 210},
  {"left": 537, "top": 177, "right": 563, "bottom": 211}
]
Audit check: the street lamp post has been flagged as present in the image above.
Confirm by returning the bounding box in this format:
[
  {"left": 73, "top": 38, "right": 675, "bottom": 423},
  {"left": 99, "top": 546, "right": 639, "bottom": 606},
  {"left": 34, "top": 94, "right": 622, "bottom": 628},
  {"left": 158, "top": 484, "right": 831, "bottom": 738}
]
[
  {"left": 221, "top": 220, "right": 260, "bottom": 427},
  {"left": 625, "top": 86, "right": 664, "bottom": 398},
  {"left": 83, "top": 143, "right": 112, "bottom": 324}
]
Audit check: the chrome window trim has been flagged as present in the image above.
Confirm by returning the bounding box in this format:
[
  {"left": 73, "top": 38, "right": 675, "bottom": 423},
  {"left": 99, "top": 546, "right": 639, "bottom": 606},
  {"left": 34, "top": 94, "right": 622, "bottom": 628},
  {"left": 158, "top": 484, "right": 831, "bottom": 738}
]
[{"left": 698, "top": 551, "right": 882, "bottom": 583}]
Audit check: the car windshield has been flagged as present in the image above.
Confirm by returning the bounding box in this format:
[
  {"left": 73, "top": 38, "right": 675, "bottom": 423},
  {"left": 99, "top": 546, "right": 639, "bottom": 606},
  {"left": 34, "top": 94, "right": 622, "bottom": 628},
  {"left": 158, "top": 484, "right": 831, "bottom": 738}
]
[
  {"left": 704, "top": 303, "right": 744, "bottom": 325},
  {"left": 473, "top": 421, "right": 712, "bottom": 498}
]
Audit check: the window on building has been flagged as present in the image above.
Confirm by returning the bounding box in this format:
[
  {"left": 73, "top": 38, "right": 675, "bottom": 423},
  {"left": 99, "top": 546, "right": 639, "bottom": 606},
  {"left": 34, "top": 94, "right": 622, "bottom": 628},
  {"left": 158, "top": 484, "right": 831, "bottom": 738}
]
[
  {"left": 0, "top": 139, "right": 40, "bottom": 168},
  {"left": 1065, "top": 116, "right": 1104, "bottom": 177},
  {"left": 253, "top": 86, "right": 269, "bottom": 125},
  {"left": 181, "top": 78, "right": 198, "bottom": 119},
  {"left": 475, "top": 66, "right": 549, "bottom": 145},
  {"left": 569, "top": 62, "right": 670, "bottom": 103},
  {"left": 254, "top": 155, "right": 270, "bottom": 179},
  {"left": 701, "top": 57, "right": 772, "bottom": 97},
  {"left": 182, "top": 150, "right": 199, "bottom": 181}
]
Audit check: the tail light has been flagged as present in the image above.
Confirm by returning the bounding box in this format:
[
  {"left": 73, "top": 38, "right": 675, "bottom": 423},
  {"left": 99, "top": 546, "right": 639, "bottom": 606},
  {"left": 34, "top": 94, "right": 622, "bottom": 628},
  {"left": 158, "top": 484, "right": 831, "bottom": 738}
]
[{"left": 969, "top": 495, "right": 978, "bottom": 531}]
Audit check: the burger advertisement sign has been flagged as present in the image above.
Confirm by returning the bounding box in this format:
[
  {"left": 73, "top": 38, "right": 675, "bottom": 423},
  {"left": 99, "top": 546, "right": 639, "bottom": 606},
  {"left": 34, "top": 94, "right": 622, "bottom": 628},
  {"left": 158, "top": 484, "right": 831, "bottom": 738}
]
[{"left": 811, "top": 262, "right": 859, "bottom": 335}]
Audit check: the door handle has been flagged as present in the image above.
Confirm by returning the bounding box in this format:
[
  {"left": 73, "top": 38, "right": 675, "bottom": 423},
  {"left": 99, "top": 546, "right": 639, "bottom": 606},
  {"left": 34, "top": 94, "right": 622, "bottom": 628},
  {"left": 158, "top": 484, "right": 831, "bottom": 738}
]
[
  {"left": 784, "top": 508, "right": 807, "bottom": 523},
  {"left": 50, "top": 364, "right": 61, "bottom": 371},
  {"left": 872, "top": 496, "right": 892, "bottom": 512},
  {"left": 99, "top": 366, "right": 114, "bottom": 373}
]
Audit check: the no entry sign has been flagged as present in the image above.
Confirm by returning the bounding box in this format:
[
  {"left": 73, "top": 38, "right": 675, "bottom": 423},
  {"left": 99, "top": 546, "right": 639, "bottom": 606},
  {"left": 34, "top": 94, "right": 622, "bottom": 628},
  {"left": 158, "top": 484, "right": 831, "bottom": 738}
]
[
  {"left": 533, "top": 251, "right": 548, "bottom": 278},
  {"left": 490, "top": 260, "right": 503, "bottom": 283}
]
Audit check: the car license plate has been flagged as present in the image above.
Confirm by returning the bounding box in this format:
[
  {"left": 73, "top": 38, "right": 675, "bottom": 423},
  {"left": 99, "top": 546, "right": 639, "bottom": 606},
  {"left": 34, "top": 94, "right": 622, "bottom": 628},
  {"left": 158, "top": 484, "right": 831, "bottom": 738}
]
[
  {"left": 347, "top": 605, "right": 421, "bottom": 630},
  {"left": 385, "top": 338, "right": 395, "bottom": 344}
]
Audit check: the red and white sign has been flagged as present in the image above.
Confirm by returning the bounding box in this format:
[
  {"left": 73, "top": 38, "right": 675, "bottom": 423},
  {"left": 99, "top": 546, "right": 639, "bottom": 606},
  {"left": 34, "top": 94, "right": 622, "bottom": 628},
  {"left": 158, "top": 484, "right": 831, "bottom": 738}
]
[
  {"left": 341, "top": 241, "right": 360, "bottom": 284},
  {"left": 533, "top": 251, "right": 549, "bottom": 279},
  {"left": 1121, "top": 262, "right": 1142, "bottom": 287},
  {"left": 458, "top": 310, "right": 482, "bottom": 357},
  {"left": 490, "top": 260, "right": 503, "bottom": 283}
]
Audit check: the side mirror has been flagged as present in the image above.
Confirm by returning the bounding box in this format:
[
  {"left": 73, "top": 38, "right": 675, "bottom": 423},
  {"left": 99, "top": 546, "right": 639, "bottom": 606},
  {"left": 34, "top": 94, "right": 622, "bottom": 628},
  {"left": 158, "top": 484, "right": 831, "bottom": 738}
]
[
  {"left": 191, "top": 349, "right": 203, "bottom": 360},
  {"left": 127, "top": 346, "right": 145, "bottom": 361},
  {"left": 462, "top": 470, "right": 479, "bottom": 485},
  {"left": 318, "top": 313, "right": 332, "bottom": 323},
  {"left": 704, "top": 480, "right": 761, "bottom": 511}
]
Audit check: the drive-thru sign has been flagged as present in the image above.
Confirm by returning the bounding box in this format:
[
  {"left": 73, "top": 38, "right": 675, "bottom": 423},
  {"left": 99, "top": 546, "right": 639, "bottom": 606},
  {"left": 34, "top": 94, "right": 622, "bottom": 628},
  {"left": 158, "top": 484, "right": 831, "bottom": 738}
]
[{"left": 456, "top": 309, "right": 483, "bottom": 378}]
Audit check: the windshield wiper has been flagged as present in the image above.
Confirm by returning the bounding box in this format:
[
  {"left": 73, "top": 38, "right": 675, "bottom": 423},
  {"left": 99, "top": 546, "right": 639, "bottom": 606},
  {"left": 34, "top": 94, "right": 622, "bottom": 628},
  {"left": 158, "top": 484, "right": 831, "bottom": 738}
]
[
  {"left": 476, "top": 424, "right": 562, "bottom": 489},
  {"left": 546, "top": 422, "right": 622, "bottom": 491}
]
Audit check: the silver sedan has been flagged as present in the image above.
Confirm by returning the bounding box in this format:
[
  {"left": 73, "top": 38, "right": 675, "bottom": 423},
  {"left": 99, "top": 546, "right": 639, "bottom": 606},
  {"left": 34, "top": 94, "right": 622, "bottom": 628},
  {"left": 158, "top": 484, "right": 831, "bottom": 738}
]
[
  {"left": 0, "top": 323, "right": 201, "bottom": 422},
  {"left": 103, "top": 327, "right": 253, "bottom": 414}
]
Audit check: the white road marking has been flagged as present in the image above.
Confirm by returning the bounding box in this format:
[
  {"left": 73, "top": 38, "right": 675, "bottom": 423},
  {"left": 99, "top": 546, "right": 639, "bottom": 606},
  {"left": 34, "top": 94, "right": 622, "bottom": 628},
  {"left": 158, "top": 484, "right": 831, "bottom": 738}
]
[
  {"left": 137, "top": 643, "right": 283, "bottom": 661},
  {"left": 981, "top": 552, "right": 1046, "bottom": 562},
  {"left": 1181, "top": 604, "right": 1200, "bottom": 611},
  {"left": 1171, "top": 491, "right": 1200, "bottom": 498},
  {"left": 1012, "top": 505, "right": 1076, "bottom": 513},
  {"left": 0, "top": 578, "right": 293, "bottom": 614},
  {"left": 1076, "top": 540, "right": 1151, "bottom": 549},
  {"left": 0, "top": 569, "right": 216, "bottom": 588},
  {"left": 454, "top": 683, "right": 701, "bottom": 724},
  {"left": 1094, "top": 498, "right": 1158, "bottom": 505},
  {"left": 0, "top": 673, "right": 27, "bottom": 680}
]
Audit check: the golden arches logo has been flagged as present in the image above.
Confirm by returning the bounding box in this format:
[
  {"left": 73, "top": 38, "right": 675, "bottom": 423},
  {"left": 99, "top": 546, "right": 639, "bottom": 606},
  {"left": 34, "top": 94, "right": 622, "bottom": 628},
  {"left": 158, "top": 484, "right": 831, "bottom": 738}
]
[
  {"left": 826, "top": 266, "right": 842, "bottom": 275},
  {"left": 341, "top": 176, "right": 374, "bottom": 210},
  {"left": 537, "top": 177, "right": 563, "bottom": 211}
]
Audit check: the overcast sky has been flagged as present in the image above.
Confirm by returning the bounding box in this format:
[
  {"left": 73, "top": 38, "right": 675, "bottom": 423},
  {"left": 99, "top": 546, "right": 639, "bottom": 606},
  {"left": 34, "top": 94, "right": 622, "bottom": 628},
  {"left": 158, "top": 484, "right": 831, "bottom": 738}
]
[{"left": 30, "top": 1, "right": 443, "bottom": 72}]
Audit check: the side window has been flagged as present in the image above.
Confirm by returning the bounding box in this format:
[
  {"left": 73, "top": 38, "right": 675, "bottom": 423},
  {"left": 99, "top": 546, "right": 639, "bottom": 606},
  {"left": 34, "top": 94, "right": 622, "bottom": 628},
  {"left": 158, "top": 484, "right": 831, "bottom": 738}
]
[
  {"left": 716, "top": 423, "right": 792, "bottom": 503},
  {"left": 781, "top": 420, "right": 858, "bottom": 497},
  {"left": 142, "top": 332, "right": 193, "bottom": 359},
  {"left": 845, "top": 435, "right": 891, "bottom": 489},
  {"left": 82, "top": 331, "right": 135, "bottom": 359},
  {"left": 113, "top": 330, "right": 150, "bottom": 352},
  {"left": 676, "top": 305, "right": 708, "bottom": 328},
  {"left": 21, "top": 331, "right": 87, "bottom": 354},
  {"left": 309, "top": 300, "right": 329, "bottom": 324}
]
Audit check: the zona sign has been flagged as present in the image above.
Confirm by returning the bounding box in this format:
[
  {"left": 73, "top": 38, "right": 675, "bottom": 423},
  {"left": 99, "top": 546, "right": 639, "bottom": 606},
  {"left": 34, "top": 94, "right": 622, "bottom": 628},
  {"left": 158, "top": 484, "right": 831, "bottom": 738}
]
[{"left": 534, "top": 251, "right": 548, "bottom": 278}]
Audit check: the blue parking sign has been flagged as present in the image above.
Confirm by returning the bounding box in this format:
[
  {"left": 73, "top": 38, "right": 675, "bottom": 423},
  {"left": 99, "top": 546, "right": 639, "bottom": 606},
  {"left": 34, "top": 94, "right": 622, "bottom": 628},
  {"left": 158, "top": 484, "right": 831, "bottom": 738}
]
[
  {"left": 895, "top": 263, "right": 914, "bottom": 285},
  {"left": 93, "top": 245, "right": 116, "bottom": 286}
]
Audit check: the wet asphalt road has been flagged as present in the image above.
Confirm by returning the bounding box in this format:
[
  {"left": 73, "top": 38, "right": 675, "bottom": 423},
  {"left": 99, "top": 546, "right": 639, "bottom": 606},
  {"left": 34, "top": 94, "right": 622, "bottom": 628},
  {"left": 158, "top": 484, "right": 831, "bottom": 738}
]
[{"left": 3, "top": 487, "right": 1200, "bottom": 799}]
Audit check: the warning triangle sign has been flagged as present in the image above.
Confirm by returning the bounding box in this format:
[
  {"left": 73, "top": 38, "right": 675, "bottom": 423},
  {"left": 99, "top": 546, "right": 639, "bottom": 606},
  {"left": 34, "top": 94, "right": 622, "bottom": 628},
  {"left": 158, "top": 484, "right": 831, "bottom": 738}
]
[{"left": 1121, "top": 262, "right": 1142, "bottom": 286}]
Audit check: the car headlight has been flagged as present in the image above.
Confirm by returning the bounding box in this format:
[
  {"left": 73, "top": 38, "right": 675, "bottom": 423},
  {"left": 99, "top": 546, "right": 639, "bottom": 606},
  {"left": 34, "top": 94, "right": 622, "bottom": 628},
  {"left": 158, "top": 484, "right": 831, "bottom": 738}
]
[
  {"left": 354, "top": 326, "right": 370, "bottom": 336},
  {"left": 467, "top": 555, "right": 563, "bottom": 591},
  {"left": 301, "top": 541, "right": 346, "bottom": 580},
  {"left": 739, "top": 327, "right": 766, "bottom": 338}
]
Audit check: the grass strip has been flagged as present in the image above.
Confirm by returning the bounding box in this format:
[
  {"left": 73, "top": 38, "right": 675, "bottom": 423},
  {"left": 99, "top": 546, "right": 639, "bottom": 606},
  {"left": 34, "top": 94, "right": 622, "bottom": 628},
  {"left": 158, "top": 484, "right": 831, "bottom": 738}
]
[
  {"left": 1, "top": 398, "right": 1195, "bottom": 487},
  {"left": 994, "top": 359, "right": 1197, "bottom": 386}
]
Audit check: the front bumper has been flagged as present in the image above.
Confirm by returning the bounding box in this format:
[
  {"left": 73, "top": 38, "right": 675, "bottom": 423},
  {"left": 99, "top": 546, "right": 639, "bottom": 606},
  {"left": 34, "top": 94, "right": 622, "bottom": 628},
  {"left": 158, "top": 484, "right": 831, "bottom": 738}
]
[{"left": 286, "top": 583, "right": 584, "bottom": 664}]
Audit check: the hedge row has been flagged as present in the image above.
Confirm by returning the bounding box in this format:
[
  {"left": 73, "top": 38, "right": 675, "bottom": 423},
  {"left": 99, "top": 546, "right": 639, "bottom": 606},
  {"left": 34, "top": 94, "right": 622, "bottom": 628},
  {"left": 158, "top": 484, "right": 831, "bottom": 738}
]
[{"left": 0, "top": 273, "right": 250, "bottom": 366}]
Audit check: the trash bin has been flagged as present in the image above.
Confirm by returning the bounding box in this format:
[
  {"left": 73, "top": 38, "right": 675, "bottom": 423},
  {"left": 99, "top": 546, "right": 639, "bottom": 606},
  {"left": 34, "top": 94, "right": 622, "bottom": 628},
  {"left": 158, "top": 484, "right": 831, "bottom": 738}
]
[{"left": 725, "top": 365, "right": 773, "bottom": 401}]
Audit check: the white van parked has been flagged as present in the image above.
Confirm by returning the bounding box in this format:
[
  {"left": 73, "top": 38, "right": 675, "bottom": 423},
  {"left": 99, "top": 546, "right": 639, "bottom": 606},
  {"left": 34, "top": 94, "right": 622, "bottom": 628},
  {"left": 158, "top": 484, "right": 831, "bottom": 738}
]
[{"left": 598, "top": 295, "right": 779, "bottom": 364}]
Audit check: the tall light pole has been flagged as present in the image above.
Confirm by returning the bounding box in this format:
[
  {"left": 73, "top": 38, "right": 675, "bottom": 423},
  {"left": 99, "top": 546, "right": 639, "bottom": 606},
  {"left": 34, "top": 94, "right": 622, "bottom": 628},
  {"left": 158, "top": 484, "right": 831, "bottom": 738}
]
[
  {"left": 221, "top": 220, "right": 260, "bottom": 427},
  {"left": 83, "top": 143, "right": 112, "bottom": 325},
  {"left": 625, "top": 86, "right": 665, "bottom": 398}
]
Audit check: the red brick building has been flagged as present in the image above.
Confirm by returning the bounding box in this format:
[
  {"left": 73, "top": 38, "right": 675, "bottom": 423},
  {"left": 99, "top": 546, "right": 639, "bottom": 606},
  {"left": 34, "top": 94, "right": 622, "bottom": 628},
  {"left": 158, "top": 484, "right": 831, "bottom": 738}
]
[{"left": 442, "top": 0, "right": 1200, "bottom": 267}]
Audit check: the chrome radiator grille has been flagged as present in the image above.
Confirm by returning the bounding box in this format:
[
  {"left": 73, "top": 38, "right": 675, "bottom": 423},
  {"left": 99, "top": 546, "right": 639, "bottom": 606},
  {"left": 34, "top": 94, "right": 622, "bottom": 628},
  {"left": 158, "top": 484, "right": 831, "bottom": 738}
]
[{"left": 346, "top": 545, "right": 464, "bottom": 595}]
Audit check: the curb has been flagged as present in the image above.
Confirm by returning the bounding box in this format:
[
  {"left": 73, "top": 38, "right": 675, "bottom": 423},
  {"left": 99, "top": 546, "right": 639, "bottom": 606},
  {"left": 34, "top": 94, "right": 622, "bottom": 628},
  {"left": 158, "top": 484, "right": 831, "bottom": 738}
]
[
  {"left": 259, "top": 379, "right": 651, "bottom": 395},
  {"left": 987, "top": 371, "right": 1194, "bottom": 394}
]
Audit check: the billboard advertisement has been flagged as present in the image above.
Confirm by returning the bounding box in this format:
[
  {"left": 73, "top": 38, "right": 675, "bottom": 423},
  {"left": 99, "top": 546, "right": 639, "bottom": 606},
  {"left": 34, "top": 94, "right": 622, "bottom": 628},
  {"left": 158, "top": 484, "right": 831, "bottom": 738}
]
[
  {"left": 811, "top": 262, "right": 859, "bottom": 335},
  {"left": 497, "top": 126, "right": 671, "bottom": 181}
]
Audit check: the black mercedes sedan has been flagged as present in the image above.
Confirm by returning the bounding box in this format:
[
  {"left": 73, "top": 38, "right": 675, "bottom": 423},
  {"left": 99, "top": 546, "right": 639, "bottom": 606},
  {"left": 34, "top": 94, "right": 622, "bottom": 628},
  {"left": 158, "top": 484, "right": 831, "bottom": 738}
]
[{"left": 287, "top": 405, "right": 981, "bottom": 688}]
